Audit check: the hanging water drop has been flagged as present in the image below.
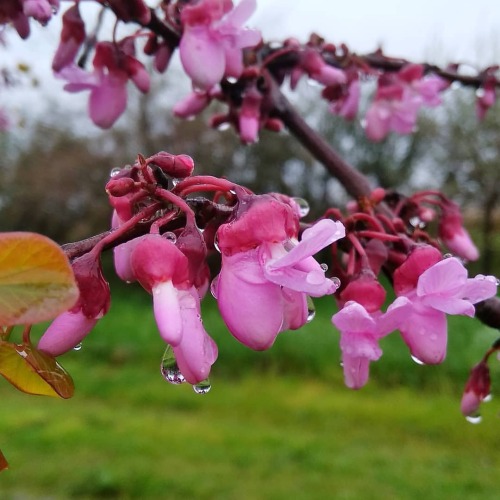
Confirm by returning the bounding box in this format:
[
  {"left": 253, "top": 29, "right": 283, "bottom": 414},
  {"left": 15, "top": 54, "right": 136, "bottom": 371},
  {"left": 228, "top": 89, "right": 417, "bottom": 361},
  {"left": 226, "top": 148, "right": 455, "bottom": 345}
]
[
  {"left": 443, "top": 253, "right": 453, "bottom": 259},
  {"left": 213, "top": 234, "right": 221, "bottom": 253},
  {"left": 110, "top": 167, "right": 121, "bottom": 177},
  {"left": 193, "top": 378, "right": 211, "bottom": 394},
  {"left": 409, "top": 216, "right": 424, "bottom": 228},
  {"left": 160, "top": 345, "right": 186, "bottom": 385},
  {"left": 320, "top": 263, "right": 328, "bottom": 272},
  {"left": 210, "top": 275, "right": 220, "bottom": 299},
  {"left": 217, "top": 122, "right": 231, "bottom": 131},
  {"left": 410, "top": 355, "right": 426, "bottom": 365},
  {"left": 164, "top": 232, "right": 177, "bottom": 244},
  {"left": 292, "top": 197, "right": 310, "bottom": 218},
  {"left": 465, "top": 414, "right": 482, "bottom": 424},
  {"left": 483, "top": 394, "right": 493, "bottom": 403},
  {"left": 73, "top": 343, "right": 82, "bottom": 351},
  {"left": 171, "top": 178, "right": 180, "bottom": 187},
  {"left": 331, "top": 276, "right": 341, "bottom": 289},
  {"left": 306, "top": 296, "right": 316, "bottom": 323}
]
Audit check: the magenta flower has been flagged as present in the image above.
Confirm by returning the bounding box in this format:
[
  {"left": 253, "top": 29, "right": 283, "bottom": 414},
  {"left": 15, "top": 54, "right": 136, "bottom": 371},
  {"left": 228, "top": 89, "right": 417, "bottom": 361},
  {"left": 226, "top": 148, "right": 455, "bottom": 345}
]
[
  {"left": 23, "top": 0, "right": 58, "bottom": 24},
  {"left": 131, "top": 234, "right": 217, "bottom": 384},
  {"left": 38, "top": 253, "right": 110, "bottom": 356},
  {"left": 438, "top": 201, "right": 479, "bottom": 261},
  {"left": 215, "top": 194, "right": 345, "bottom": 350},
  {"left": 57, "top": 41, "right": 150, "bottom": 128},
  {"left": 460, "top": 361, "right": 490, "bottom": 419},
  {"left": 52, "top": 4, "right": 85, "bottom": 72},
  {"left": 332, "top": 302, "right": 385, "bottom": 389},
  {"left": 365, "top": 64, "right": 445, "bottom": 141},
  {"left": 179, "top": 0, "right": 261, "bottom": 90},
  {"left": 388, "top": 250, "right": 498, "bottom": 364}
]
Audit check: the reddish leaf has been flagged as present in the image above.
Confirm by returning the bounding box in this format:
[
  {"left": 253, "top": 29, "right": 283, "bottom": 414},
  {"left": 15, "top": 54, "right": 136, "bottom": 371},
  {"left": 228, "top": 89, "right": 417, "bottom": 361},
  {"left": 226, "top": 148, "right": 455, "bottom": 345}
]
[
  {"left": 0, "top": 232, "right": 78, "bottom": 326},
  {"left": 0, "top": 341, "right": 74, "bottom": 398}
]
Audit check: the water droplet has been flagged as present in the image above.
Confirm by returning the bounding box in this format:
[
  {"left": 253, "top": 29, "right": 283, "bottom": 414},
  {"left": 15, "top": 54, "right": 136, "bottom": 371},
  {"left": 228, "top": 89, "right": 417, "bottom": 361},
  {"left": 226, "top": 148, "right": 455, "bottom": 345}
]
[
  {"left": 465, "top": 414, "right": 482, "bottom": 424},
  {"left": 110, "top": 167, "right": 121, "bottom": 177},
  {"left": 226, "top": 76, "right": 238, "bottom": 84},
  {"left": 483, "top": 393, "right": 493, "bottom": 403},
  {"left": 331, "top": 277, "right": 341, "bottom": 289},
  {"left": 210, "top": 275, "right": 219, "bottom": 299},
  {"left": 172, "top": 178, "right": 180, "bottom": 187},
  {"left": 160, "top": 345, "right": 186, "bottom": 385},
  {"left": 496, "top": 278, "right": 500, "bottom": 286},
  {"left": 306, "top": 296, "right": 316, "bottom": 323},
  {"left": 292, "top": 197, "right": 310, "bottom": 218},
  {"left": 409, "top": 216, "right": 424, "bottom": 228},
  {"left": 443, "top": 253, "right": 453, "bottom": 259},
  {"left": 411, "top": 355, "right": 426, "bottom": 365},
  {"left": 320, "top": 263, "right": 328, "bottom": 272},
  {"left": 193, "top": 378, "right": 211, "bottom": 394},
  {"left": 164, "top": 232, "right": 177, "bottom": 244},
  {"left": 73, "top": 343, "right": 82, "bottom": 351},
  {"left": 485, "top": 275, "right": 498, "bottom": 284},
  {"left": 213, "top": 234, "right": 221, "bottom": 253},
  {"left": 217, "top": 122, "right": 231, "bottom": 131}
]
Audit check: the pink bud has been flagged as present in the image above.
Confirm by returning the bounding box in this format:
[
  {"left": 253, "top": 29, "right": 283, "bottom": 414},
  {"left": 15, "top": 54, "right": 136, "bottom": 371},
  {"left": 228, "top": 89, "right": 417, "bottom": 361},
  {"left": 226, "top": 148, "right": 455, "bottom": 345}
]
[
  {"left": 438, "top": 202, "right": 479, "bottom": 261},
  {"left": 461, "top": 361, "right": 491, "bottom": 417},
  {"left": 147, "top": 152, "right": 195, "bottom": 178}
]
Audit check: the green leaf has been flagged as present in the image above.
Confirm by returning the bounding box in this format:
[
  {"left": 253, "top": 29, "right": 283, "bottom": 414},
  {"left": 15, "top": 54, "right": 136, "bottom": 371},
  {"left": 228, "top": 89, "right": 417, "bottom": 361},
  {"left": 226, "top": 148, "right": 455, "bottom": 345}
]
[
  {"left": 0, "top": 341, "right": 74, "bottom": 398},
  {"left": 0, "top": 232, "right": 78, "bottom": 325}
]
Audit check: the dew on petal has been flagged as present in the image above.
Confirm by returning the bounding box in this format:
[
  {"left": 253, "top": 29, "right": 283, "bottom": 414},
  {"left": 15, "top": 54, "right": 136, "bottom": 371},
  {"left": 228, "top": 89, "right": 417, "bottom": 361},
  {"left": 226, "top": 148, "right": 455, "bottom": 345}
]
[
  {"left": 193, "top": 378, "right": 211, "bottom": 394},
  {"left": 163, "top": 232, "right": 177, "bottom": 244},
  {"left": 411, "top": 355, "right": 426, "bottom": 365},
  {"left": 210, "top": 275, "right": 219, "bottom": 299},
  {"left": 465, "top": 414, "right": 482, "bottom": 424},
  {"left": 306, "top": 296, "right": 316, "bottom": 323},
  {"left": 320, "top": 263, "right": 328, "bottom": 272},
  {"left": 331, "top": 277, "right": 341, "bottom": 289},
  {"left": 73, "top": 343, "right": 82, "bottom": 351},
  {"left": 160, "top": 345, "right": 186, "bottom": 385},
  {"left": 292, "top": 197, "right": 310, "bottom": 218},
  {"left": 110, "top": 167, "right": 121, "bottom": 177}
]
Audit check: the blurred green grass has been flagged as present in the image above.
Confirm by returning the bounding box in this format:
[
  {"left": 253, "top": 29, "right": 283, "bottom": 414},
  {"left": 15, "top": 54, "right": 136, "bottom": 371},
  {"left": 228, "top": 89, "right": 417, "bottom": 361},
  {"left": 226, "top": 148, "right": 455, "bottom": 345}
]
[{"left": 1, "top": 283, "right": 500, "bottom": 499}]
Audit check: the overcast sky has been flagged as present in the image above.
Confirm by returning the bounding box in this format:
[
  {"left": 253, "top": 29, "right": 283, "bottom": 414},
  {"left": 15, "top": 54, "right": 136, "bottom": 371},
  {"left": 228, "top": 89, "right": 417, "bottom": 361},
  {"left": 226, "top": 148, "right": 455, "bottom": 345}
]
[{"left": 1, "top": 0, "right": 500, "bottom": 125}]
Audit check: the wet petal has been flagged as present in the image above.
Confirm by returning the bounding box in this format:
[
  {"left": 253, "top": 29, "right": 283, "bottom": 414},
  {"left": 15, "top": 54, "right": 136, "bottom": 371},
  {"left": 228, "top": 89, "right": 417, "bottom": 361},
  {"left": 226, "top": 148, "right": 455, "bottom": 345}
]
[{"left": 153, "top": 281, "right": 182, "bottom": 346}]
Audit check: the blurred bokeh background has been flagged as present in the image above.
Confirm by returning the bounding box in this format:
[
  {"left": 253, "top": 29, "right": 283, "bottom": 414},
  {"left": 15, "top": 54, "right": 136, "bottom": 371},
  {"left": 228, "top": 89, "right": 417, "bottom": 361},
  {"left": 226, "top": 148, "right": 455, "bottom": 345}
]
[{"left": 1, "top": 1, "right": 500, "bottom": 498}]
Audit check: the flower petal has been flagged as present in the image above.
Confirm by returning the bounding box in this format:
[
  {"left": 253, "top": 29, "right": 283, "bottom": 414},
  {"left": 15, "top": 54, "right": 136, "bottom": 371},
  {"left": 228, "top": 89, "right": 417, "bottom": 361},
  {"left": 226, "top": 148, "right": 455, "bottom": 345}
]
[
  {"left": 153, "top": 281, "right": 182, "bottom": 346},
  {"left": 416, "top": 257, "right": 467, "bottom": 297}
]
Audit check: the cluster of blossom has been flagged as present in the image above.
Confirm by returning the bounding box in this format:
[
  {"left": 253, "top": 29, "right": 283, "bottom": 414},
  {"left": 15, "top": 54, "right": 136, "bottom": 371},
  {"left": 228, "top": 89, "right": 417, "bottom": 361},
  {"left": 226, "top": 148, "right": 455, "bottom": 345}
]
[
  {"left": 2, "top": 0, "right": 498, "bottom": 140},
  {"left": 34, "top": 151, "right": 498, "bottom": 402}
]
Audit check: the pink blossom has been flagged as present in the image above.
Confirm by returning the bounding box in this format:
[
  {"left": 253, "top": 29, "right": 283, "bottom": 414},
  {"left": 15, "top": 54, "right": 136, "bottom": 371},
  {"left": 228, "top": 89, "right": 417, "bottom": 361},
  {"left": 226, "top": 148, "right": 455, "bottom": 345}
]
[
  {"left": 388, "top": 250, "right": 498, "bottom": 364},
  {"left": 332, "top": 302, "right": 385, "bottom": 389},
  {"left": 57, "top": 41, "right": 150, "bottom": 128},
  {"left": 238, "top": 86, "right": 261, "bottom": 143},
  {"left": 23, "top": 0, "right": 58, "bottom": 24},
  {"left": 329, "top": 79, "right": 360, "bottom": 120},
  {"left": 365, "top": 64, "right": 445, "bottom": 141},
  {"left": 38, "top": 252, "right": 110, "bottom": 356},
  {"left": 460, "top": 361, "right": 490, "bottom": 418},
  {"left": 179, "top": 0, "right": 261, "bottom": 90},
  {"left": 438, "top": 201, "right": 479, "bottom": 261},
  {"left": 215, "top": 194, "right": 345, "bottom": 350},
  {"left": 131, "top": 234, "right": 217, "bottom": 384},
  {"left": 173, "top": 90, "right": 211, "bottom": 118},
  {"left": 52, "top": 4, "right": 85, "bottom": 72}
]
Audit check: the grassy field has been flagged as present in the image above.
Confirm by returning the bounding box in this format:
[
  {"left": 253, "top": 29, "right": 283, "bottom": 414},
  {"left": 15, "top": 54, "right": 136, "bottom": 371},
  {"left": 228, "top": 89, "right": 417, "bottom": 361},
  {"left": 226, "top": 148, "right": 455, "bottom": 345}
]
[{"left": 1, "top": 283, "right": 500, "bottom": 499}]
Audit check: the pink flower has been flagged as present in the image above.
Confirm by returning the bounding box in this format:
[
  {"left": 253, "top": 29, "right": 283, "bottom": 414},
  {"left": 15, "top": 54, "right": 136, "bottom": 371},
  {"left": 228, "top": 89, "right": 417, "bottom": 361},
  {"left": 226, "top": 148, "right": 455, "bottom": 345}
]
[
  {"left": 388, "top": 248, "right": 498, "bottom": 364},
  {"left": 131, "top": 234, "right": 217, "bottom": 384},
  {"left": 52, "top": 4, "right": 85, "bottom": 72},
  {"left": 57, "top": 41, "right": 150, "bottom": 128},
  {"left": 365, "top": 64, "right": 445, "bottom": 141},
  {"left": 214, "top": 194, "right": 345, "bottom": 350},
  {"left": 328, "top": 79, "right": 360, "bottom": 120},
  {"left": 179, "top": 0, "right": 261, "bottom": 90},
  {"left": 301, "top": 49, "right": 346, "bottom": 87},
  {"left": 460, "top": 361, "right": 490, "bottom": 418},
  {"left": 38, "top": 252, "right": 110, "bottom": 356},
  {"left": 23, "top": 0, "right": 58, "bottom": 25},
  {"left": 238, "top": 86, "right": 261, "bottom": 143},
  {"left": 332, "top": 302, "right": 385, "bottom": 389},
  {"left": 438, "top": 201, "right": 479, "bottom": 261}
]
